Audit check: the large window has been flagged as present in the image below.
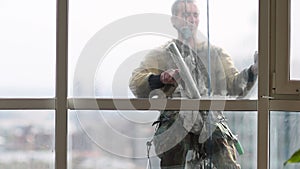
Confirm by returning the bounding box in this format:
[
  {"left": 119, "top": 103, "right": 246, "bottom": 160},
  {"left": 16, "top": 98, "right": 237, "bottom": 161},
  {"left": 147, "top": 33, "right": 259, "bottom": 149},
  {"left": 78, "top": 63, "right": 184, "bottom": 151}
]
[{"left": 0, "top": 0, "right": 299, "bottom": 169}]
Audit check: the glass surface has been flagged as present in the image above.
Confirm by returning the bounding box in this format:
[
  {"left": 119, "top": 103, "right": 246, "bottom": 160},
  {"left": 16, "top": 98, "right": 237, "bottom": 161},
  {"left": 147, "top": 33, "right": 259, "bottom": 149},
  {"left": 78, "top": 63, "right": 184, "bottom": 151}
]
[
  {"left": 68, "top": 110, "right": 257, "bottom": 169},
  {"left": 0, "top": 0, "right": 56, "bottom": 98},
  {"left": 270, "top": 112, "right": 300, "bottom": 169},
  {"left": 290, "top": 0, "right": 300, "bottom": 80},
  {"left": 0, "top": 110, "right": 55, "bottom": 169},
  {"left": 224, "top": 111, "right": 257, "bottom": 168},
  {"left": 69, "top": 0, "right": 258, "bottom": 99}
]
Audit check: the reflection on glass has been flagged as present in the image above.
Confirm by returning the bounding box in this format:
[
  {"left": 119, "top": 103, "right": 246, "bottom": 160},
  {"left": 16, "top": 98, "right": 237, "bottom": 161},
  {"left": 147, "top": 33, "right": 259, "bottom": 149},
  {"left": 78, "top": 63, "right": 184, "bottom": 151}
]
[
  {"left": 224, "top": 111, "right": 257, "bottom": 168},
  {"left": 70, "top": 0, "right": 258, "bottom": 100},
  {"left": 270, "top": 112, "right": 300, "bottom": 169},
  {"left": 0, "top": 110, "right": 55, "bottom": 169},
  {"left": 68, "top": 110, "right": 161, "bottom": 168},
  {"left": 69, "top": 110, "right": 257, "bottom": 169},
  {"left": 290, "top": 0, "right": 300, "bottom": 80},
  {"left": 0, "top": 0, "right": 56, "bottom": 98}
]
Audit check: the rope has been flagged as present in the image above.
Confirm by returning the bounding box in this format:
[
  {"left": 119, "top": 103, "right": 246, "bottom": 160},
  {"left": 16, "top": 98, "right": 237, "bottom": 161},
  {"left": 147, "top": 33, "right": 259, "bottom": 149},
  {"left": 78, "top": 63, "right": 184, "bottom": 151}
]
[
  {"left": 146, "top": 139, "right": 153, "bottom": 169},
  {"left": 206, "top": 0, "right": 211, "bottom": 96},
  {"left": 206, "top": 0, "right": 213, "bottom": 168}
]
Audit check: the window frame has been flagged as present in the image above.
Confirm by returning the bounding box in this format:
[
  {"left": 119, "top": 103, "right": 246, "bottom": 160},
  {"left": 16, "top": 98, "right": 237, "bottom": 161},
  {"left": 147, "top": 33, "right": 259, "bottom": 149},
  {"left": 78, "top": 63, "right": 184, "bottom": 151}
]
[
  {"left": 1, "top": 0, "right": 300, "bottom": 169},
  {"left": 274, "top": 0, "right": 300, "bottom": 95}
]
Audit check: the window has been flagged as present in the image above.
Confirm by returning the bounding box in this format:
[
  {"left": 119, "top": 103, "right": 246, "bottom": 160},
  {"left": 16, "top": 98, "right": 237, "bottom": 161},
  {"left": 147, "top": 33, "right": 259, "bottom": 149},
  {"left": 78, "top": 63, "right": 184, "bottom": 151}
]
[
  {"left": 274, "top": 0, "right": 300, "bottom": 95},
  {"left": 0, "top": 0, "right": 56, "bottom": 98},
  {"left": 270, "top": 112, "right": 300, "bottom": 169},
  {"left": 1, "top": 0, "right": 299, "bottom": 169},
  {"left": 0, "top": 110, "right": 55, "bottom": 169},
  {"left": 69, "top": 0, "right": 258, "bottom": 168}
]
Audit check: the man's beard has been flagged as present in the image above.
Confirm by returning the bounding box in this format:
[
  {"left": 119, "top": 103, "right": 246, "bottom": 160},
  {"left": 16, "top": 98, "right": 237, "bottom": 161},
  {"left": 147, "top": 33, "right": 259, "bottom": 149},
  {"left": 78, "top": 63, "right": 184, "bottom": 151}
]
[{"left": 179, "top": 26, "right": 193, "bottom": 40}]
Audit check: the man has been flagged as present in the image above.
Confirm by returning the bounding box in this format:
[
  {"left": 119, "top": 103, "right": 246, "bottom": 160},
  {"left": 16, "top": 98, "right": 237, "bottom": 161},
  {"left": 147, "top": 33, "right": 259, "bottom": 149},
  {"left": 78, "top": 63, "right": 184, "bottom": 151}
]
[{"left": 129, "top": 0, "right": 257, "bottom": 168}]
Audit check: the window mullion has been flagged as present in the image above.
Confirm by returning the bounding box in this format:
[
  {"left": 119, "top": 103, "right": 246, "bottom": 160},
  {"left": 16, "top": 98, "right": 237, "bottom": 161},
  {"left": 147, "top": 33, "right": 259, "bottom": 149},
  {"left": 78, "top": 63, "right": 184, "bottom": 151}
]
[
  {"left": 68, "top": 98, "right": 257, "bottom": 111},
  {"left": 56, "top": 0, "right": 68, "bottom": 169},
  {"left": 258, "top": 0, "right": 271, "bottom": 168},
  {"left": 0, "top": 98, "right": 55, "bottom": 109}
]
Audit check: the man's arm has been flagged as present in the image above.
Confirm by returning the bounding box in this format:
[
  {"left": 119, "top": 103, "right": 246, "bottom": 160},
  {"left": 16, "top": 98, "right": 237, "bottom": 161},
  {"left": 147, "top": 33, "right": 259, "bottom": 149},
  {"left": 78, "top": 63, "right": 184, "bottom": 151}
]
[
  {"left": 218, "top": 49, "right": 258, "bottom": 96},
  {"left": 129, "top": 49, "right": 176, "bottom": 98}
]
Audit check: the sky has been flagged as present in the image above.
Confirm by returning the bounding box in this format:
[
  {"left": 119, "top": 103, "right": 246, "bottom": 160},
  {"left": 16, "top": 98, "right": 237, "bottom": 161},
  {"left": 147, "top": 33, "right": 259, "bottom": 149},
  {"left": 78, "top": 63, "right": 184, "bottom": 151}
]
[
  {"left": 0, "top": 0, "right": 298, "bottom": 98},
  {"left": 0, "top": 0, "right": 262, "bottom": 135},
  {"left": 69, "top": 0, "right": 259, "bottom": 97},
  {"left": 0, "top": 0, "right": 260, "bottom": 145},
  {"left": 0, "top": 0, "right": 56, "bottom": 97}
]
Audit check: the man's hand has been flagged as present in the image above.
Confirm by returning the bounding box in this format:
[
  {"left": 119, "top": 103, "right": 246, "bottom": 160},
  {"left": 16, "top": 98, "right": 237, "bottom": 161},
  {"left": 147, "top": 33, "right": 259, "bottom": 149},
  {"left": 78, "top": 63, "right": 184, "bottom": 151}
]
[
  {"left": 160, "top": 69, "right": 181, "bottom": 84},
  {"left": 251, "top": 51, "right": 258, "bottom": 75}
]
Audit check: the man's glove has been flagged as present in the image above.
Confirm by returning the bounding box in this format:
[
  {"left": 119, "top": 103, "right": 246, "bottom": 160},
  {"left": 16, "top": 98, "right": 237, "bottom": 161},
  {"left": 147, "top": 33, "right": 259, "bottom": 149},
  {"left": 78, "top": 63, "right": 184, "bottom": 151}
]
[
  {"left": 251, "top": 51, "right": 258, "bottom": 75},
  {"left": 160, "top": 69, "right": 181, "bottom": 84}
]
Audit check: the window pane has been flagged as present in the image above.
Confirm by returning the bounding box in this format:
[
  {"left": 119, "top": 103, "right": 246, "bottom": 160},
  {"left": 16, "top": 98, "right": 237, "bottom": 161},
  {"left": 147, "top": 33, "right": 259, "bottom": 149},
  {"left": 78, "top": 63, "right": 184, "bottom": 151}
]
[
  {"left": 0, "top": 0, "right": 56, "bottom": 98},
  {"left": 69, "top": 0, "right": 258, "bottom": 100},
  {"left": 270, "top": 112, "right": 300, "bottom": 169},
  {"left": 224, "top": 111, "right": 257, "bottom": 168},
  {"left": 290, "top": 0, "right": 300, "bottom": 80},
  {"left": 0, "top": 110, "right": 55, "bottom": 169},
  {"left": 69, "top": 110, "right": 257, "bottom": 168}
]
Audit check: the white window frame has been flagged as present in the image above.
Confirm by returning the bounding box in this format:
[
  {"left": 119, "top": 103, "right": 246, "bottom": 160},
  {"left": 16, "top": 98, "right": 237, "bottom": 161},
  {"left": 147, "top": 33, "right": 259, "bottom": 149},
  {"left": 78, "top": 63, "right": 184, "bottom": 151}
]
[{"left": 1, "top": 0, "right": 300, "bottom": 169}]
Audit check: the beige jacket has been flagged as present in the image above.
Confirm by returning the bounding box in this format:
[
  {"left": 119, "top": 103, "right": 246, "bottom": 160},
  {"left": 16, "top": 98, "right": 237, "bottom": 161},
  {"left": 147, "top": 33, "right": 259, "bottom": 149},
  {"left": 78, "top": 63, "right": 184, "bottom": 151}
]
[{"left": 129, "top": 40, "right": 252, "bottom": 99}]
